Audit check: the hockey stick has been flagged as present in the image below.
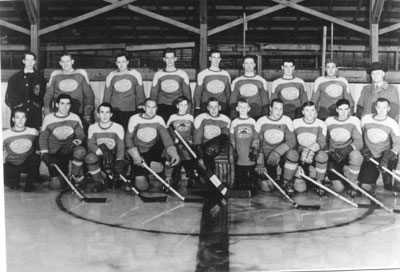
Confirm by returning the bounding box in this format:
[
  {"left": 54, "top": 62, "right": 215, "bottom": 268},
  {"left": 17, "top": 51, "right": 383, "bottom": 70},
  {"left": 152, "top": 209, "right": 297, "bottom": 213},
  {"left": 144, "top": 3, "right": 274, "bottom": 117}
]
[
  {"left": 141, "top": 161, "right": 203, "bottom": 203},
  {"left": 369, "top": 158, "right": 400, "bottom": 182},
  {"left": 54, "top": 164, "right": 107, "bottom": 203},
  {"left": 263, "top": 171, "right": 320, "bottom": 210},
  {"left": 172, "top": 128, "right": 251, "bottom": 198},
  {"left": 331, "top": 168, "right": 400, "bottom": 214}
]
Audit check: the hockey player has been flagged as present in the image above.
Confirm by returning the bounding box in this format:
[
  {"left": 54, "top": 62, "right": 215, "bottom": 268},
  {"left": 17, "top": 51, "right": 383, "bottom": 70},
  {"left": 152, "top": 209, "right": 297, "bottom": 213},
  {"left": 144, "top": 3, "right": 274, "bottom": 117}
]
[
  {"left": 166, "top": 96, "right": 197, "bottom": 189},
  {"left": 5, "top": 51, "right": 46, "bottom": 129},
  {"left": 311, "top": 59, "right": 354, "bottom": 120},
  {"left": 3, "top": 109, "right": 40, "bottom": 192},
  {"left": 356, "top": 62, "right": 400, "bottom": 122},
  {"left": 39, "top": 94, "right": 87, "bottom": 189},
  {"left": 193, "top": 49, "right": 231, "bottom": 116},
  {"left": 293, "top": 101, "right": 328, "bottom": 195},
  {"left": 230, "top": 99, "right": 259, "bottom": 191},
  {"left": 43, "top": 52, "right": 95, "bottom": 128},
  {"left": 85, "top": 103, "right": 128, "bottom": 193},
  {"left": 325, "top": 99, "right": 363, "bottom": 195},
  {"left": 125, "top": 98, "right": 180, "bottom": 191},
  {"left": 254, "top": 98, "right": 298, "bottom": 194},
  {"left": 103, "top": 53, "right": 145, "bottom": 130},
  {"left": 271, "top": 58, "right": 308, "bottom": 119},
  {"left": 229, "top": 55, "right": 269, "bottom": 120},
  {"left": 150, "top": 48, "right": 192, "bottom": 122},
  {"left": 358, "top": 98, "right": 400, "bottom": 194}
]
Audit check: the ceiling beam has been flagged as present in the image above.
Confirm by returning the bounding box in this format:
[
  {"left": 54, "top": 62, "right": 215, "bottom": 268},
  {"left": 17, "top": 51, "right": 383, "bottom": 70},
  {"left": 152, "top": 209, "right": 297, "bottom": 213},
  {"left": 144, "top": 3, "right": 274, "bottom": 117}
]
[
  {"left": 379, "top": 22, "right": 400, "bottom": 35},
  {"left": 126, "top": 42, "right": 195, "bottom": 51},
  {"left": 23, "top": 0, "right": 37, "bottom": 25},
  {"left": 0, "top": 19, "right": 30, "bottom": 35},
  {"left": 39, "top": 0, "right": 139, "bottom": 36},
  {"left": 103, "top": 0, "right": 200, "bottom": 34},
  {"left": 371, "top": 0, "right": 385, "bottom": 24},
  {"left": 271, "top": 0, "right": 370, "bottom": 36}
]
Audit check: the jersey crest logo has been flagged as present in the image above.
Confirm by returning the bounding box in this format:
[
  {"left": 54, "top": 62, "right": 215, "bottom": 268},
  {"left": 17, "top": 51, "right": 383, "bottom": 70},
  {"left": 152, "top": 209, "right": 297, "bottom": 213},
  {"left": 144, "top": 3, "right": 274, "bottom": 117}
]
[
  {"left": 161, "top": 79, "right": 179, "bottom": 93},
  {"left": 9, "top": 139, "right": 32, "bottom": 154},
  {"left": 239, "top": 83, "right": 258, "bottom": 97},
  {"left": 174, "top": 120, "right": 190, "bottom": 132},
  {"left": 114, "top": 79, "right": 132, "bottom": 92},
  {"left": 97, "top": 137, "right": 116, "bottom": 150},
  {"left": 297, "top": 132, "right": 317, "bottom": 147},
  {"left": 204, "top": 125, "right": 221, "bottom": 140},
  {"left": 281, "top": 87, "right": 299, "bottom": 100},
  {"left": 206, "top": 80, "right": 225, "bottom": 94},
  {"left": 58, "top": 79, "right": 79, "bottom": 92},
  {"left": 53, "top": 126, "right": 74, "bottom": 140},
  {"left": 330, "top": 127, "right": 351, "bottom": 142},
  {"left": 137, "top": 127, "right": 157, "bottom": 142},
  {"left": 367, "top": 128, "right": 388, "bottom": 143},
  {"left": 326, "top": 84, "right": 343, "bottom": 98},
  {"left": 236, "top": 126, "right": 253, "bottom": 139},
  {"left": 264, "top": 129, "right": 284, "bottom": 144}
]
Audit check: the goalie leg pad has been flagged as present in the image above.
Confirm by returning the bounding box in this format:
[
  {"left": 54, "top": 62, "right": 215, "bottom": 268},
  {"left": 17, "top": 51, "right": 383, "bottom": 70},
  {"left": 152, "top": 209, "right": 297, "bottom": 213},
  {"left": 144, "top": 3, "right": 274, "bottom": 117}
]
[
  {"left": 84, "top": 152, "right": 103, "bottom": 182},
  {"left": 135, "top": 176, "right": 149, "bottom": 191},
  {"left": 294, "top": 178, "right": 307, "bottom": 193},
  {"left": 71, "top": 146, "right": 87, "bottom": 177}
]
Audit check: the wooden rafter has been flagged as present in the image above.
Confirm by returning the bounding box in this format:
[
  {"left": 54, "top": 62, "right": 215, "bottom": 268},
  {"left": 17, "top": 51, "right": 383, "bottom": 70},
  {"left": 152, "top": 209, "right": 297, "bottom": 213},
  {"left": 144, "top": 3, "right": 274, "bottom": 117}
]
[
  {"left": 39, "top": 0, "right": 139, "bottom": 36},
  {"left": 371, "top": 0, "right": 385, "bottom": 24},
  {"left": 380, "top": 23, "right": 400, "bottom": 35},
  {"left": 0, "top": 19, "right": 30, "bottom": 35},
  {"left": 23, "top": 0, "right": 37, "bottom": 25},
  {"left": 271, "top": 0, "right": 370, "bottom": 36}
]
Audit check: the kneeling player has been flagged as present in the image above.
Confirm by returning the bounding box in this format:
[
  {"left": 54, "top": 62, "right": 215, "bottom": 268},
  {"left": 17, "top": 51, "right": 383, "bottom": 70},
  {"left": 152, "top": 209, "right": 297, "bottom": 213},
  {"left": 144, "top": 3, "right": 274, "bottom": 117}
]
[
  {"left": 293, "top": 101, "right": 329, "bottom": 195},
  {"left": 126, "top": 98, "right": 180, "bottom": 191},
  {"left": 255, "top": 98, "right": 298, "bottom": 194},
  {"left": 325, "top": 99, "right": 363, "bottom": 195},
  {"left": 85, "top": 103, "right": 128, "bottom": 193},
  {"left": 358, "top": 98, "right": 400, "bottom": 195}
]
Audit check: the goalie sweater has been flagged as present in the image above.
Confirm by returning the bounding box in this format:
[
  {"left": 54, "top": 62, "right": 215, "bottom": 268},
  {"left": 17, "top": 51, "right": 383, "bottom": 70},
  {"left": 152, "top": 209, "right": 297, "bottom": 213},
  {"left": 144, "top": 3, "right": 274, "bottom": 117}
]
[
  {"left": 103, "top": 69, "right": 146, "bottom": 112},
  {"left": 126, "top": 113, "right": 174, "bottom": 153},
  {"left": 167, "top": 113, "right": 195, "bottom": 161},
  {"left": 3, "top": 127, "right": 38, "bottom": 165},
  {"left": 44, "top": 69, "right": 94, "bottom": 116},
  {"left": 193, "top": 69, "right": 231, "bottom": 112},
  {"left": 271, "top": 77, "right": 308, "bottom": 119},
  {"left": 230, "top": 117, "right": 258, "bottom": 166},
  {"left": 293, "top": 117, "right": 327, "bottom": 152},
  {"left": 193, "top": 113, "right": 231, "bottom": 145},
  {"left": 39, "top": 113, "right": 86, "bottom": 155},
  {"left": 311, "top": 76, "right": 354, "bottom": 120},
  {"left": 229, "top": 75, "right": 269, "bottom": 119},
  {"left": 325, "top": 116, "right": 363, "bottom": 151},
  {"left": 87, "top": 122, "right": 125, "bottom": 160}
]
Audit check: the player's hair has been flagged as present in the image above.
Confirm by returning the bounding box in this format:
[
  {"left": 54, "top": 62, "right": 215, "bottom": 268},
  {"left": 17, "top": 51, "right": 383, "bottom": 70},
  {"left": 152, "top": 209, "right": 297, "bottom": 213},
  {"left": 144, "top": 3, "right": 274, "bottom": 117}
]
[
  {"left": 376, "top": 97, "right": 390, "bottom": 106},
  {"left": 23, "top": 51, "right": 36, "bottom": 60},
  {"left": 242, "top": 54, "right": 256, "bottom": 64},
  {"left": 163, "top": 48, "right": 176, "bottom": 57},
  {"left": 11, "top": 108, "right": 27, "bottom": 118},
  {"left": 270, "top": 98, "right": 284, "bottom": 108},
  {"left": 59, "top": 52, "right": 73, "bottom": 61},
  {"left": 336, "top": 98, "right": 350, "bottom": 108},
  {"left": 174, "top": 95, "right": 190, "bottom": 106},
  {"left": 115, "top": 52, "right": 129, "bottom": 61},
  {"left": 144, "top": 98, "right": 158, "bottom": 106},
  {"left": 301, "top": 101, "right": 316, "bottom": 110},
  {"left": 97, "top": 102, "right": 114, "bottom": 113},
  {"left": 209, "top": 48, "right": 221, "bottom": 58},
  {"left": 56, "top": 94, "right": 72, "bottom": 104},
  {"left": 236, "top": 98, "right": 249, "bottom": 106},
  {"left": 326, "top": 59, "right": 337, "bottom": 66},
  {"left": 282, "top": 58, "right": 295, "bottom": 66},
  {"left": 207, "top": 97, "right": 220, "bottom": 105}
]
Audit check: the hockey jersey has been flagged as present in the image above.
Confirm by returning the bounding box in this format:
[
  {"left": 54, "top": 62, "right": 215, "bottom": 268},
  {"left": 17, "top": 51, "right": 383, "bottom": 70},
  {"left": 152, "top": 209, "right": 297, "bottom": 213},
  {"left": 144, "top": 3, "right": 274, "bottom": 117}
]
[
  {"left": 230, "top": 117, "right": 258, "bottom": 166},
  {"left": 88, "top": 122, "right": 125, "bottom": 160},
  {"left": 194, "top": 113, "right": 231, "bottom": 145},
  {"left": 3, "top": 127, "right": 38, "bottom": 165},
  {"left": 293, "top": 117, "right": 327, "bottom": 152},
  {"left": 325, "top": 116, "right": 363, "bottom": 151}
]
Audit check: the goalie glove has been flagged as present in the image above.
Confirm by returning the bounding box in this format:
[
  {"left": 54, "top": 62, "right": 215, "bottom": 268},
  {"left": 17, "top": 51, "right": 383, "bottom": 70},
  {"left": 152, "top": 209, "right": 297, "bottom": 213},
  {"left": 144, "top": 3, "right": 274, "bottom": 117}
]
[
  {"left": 166, "top": 146, "right": 180, "bottom": 167},
  {"left": 99, "top": 144, "right": 114, "bottom": 170},
  {"left": 331, "top": 145, "right": 354, "bottom": 164},
  {"left": 361, "top": 148, "right": 373, "bottom": 160},
  {"left": 379, "top": 150, "right": 397, "bottom": 171},
  {"left": 59, "top": 141, "right": 76, "bottom": 155},
  {"left": 301, "top": 148, "right": 315, "bottom": 164},
  {"left": 113, "top": 159, "right": 129, "bottom": 176},
  {"left": 127, "top": 147, "right": 142, "bottom": 165},
  {"left": 267, "top": 143, "right": 289, "bottom": 166}
]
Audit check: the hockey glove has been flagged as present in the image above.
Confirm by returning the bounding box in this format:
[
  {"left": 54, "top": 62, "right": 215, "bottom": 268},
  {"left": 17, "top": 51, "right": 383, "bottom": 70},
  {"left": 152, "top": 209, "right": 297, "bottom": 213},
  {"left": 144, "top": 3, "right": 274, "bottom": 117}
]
[
  {"left": 114, "top": 159, "right": 128, "bottom": 175},
  {"left": 266, "top": 151, "right": 281, "bottom": 167},
  {"left": 42, "top": 153, "right": 58, "bottom": 168},
  {"left": 166, "top": 146, "right": 180, "bottom": 167},
  {"left": 204, "top": 134, "right": 229, "bottom": 157},
  {"left": 361, "top": 148, "right": 373, "bottom": 160},
  {"left": 301, "top": 148, "right": 315, "bottom": 164},
  {"left": 128, "top": 147, "right": 143, "bottom": 165},
  {"left": 379, "top": 150, "right": 397, "bottom": 171},
  {"left": 331, "top": 145, "right": 354, "bottom": 164},
  {"left": 248, "top": 146, "right": 258, "bottom": 162},
  {"left": 59, "top": 141, "right": 76, "bottom": 155},
  {"left": 255, "top": 153, "right": 266, "bottom": 175},
  {"left": 99, "top": 144, "right": 114, "bottom": 170}
]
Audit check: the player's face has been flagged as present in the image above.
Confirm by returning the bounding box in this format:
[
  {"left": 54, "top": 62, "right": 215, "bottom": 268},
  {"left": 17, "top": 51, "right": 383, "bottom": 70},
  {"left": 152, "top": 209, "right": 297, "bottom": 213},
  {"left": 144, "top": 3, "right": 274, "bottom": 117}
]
[
  {"left": 336, "top": 104, "right": 350, "bottom": 120},
  {"left": 207, "top": 101, "right": 221, "bottom": 117},
  {"left": 116, "top": 56, "right": 129, "bottom": 71},
  {"left": 12, "top": 112, "right": 27, "bottom": 129},
  {"left": 242, "top": 58, "right": 256, "bottom": 74},
  {"left": 22, "top": 54, "right": 36, "bottom": 70},
  {"left": 177, "top": 100, "right": 188, "bottom": 115},
  {"left": 56, "top": 98, "right": 71, "bottom": 115},
  {"left": 163, "top": 53, "right": 177, "bottom": 68},
  {"left": 59, "top": 55, "right": 74, "bottom": 72},
  {"left": 270, "top": 102, "right": 284, "bottom": 120},
  {"left": 371, "top": 70, "right": 385, "bottom": 84},
  {"left": 209, "top": 53, "right": 221, "bottom": 68},
  {"left": 282, "top": 62, "right": 295, "bottom": 77},
  {"left": 326, "top": 63, "right": 337, "bottom": 77},
  {"left": 98, "top": 106, "right": 112, "bottom": 123},
  {"left": 236, "top": 102, "right": 250, "bottom": 116},
  {"left": 144, "top": 101, "right": 158, "bottom": 118},
  {"left": 375, "top": 101, "right": 390, "bottom": 118},
  {"left": 302, "top": 105, "right": 317, "bottom": 122}
]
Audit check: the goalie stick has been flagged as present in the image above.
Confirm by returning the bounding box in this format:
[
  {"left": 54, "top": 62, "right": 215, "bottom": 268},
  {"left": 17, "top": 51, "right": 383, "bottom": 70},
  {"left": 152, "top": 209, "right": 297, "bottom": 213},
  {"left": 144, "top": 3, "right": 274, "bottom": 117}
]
[
  {"left": 54, "top": 164, "right": 107, "bottom": 203},
  {"left": 263, "top": 171, "right": 320, "bottom": 211},
  {"left": 172, "top": 128, "right": 251, "bottom": 199}
]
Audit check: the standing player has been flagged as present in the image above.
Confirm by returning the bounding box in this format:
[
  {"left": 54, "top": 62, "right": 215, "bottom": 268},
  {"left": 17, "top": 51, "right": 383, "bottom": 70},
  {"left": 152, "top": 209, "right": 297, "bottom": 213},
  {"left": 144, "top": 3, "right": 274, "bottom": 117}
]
[
  {"left": 39, "top": 94, "right": 87, "bottom": 189},
  {"left": 293, "top": 101, "right": 328, "bottom": 195},
  {"left": 356, "top": 62, "right": 400, "bottom": 122},
  {"left": 230, "top": 99, "right": 259, "bottom": 191},
  {"left": 358, "top": 98, "right": 400, "bottom": 194},
  {"left": 271, "top": 58, "right": 308, "bottom": 119},
  {"left": 103, "top": 53, "right": 146, "bottom": 130},
  {"left": 254, "top": 98, "right": 298, "bottom": 194},
  {"left": 325, "top": 99, "right": 363, "bottom": 195},
  {"left": 125, "top": 98, "right": 180, "bottom": 191},
  {"left": 311, "top": 59, "right": 354, "bottom": 120},
  {"left": 3, "top": 109, "right": 40, "bottom": 192},
  {"left": 229, "top": 55, "right": 269, "bottom": 120},
  {"left": 193, "top": 49, "right": 231, "bottom": 116},
  {"left": 44, "top": 52, "right": 95, "bottom": 128},
  {"left": 85, "top": 103, "right": 128, "bottom": 193},
  {"left": 150, "top": 48, "right": 192, "bottom": 122},
  {"left": 5, "top": 51, "right": 46, "bottom": 129}
]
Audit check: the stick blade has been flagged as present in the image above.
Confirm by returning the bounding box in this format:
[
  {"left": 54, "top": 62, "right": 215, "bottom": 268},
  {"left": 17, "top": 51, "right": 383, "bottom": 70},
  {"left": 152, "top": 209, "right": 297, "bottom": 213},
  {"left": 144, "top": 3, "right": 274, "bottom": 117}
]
[
  {"left": 225, "top": 189, "right": 251, "bottom": 199},
  {"left": 139, "top": 194, "right": 168, "bottom": 203},
  {"left": 357, "top": 203, "right": 381, "bottom": 209},
  {"left": 82, "top": 197, "right": 108, "bottom": 203},
  {"left": 295, "top": 204, "right": 320, "bottom": 211},
  {"left": 184, "top": 196, "right": 205, "bottom": 203},
  {"left": 393, "top": 209, "right": 400, "bottom": 214}
]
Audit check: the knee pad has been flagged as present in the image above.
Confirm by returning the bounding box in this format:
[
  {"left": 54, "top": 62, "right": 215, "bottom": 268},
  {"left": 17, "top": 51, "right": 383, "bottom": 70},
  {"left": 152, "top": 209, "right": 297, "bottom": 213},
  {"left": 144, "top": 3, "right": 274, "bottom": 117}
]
[
  {"left": 285, "top": 149, "right": 299, "bottom": 163},
  {"left": 85, "top": 152, "right": 99, "bottom": 165},
  {"left": 294, "top": 178, "right": 307, "bottom": 193},
  {"left": 135, "top": 176, "right": 149, "bottom": 191},
  {"left": 73, "top": 146, "right": 87, "bottom": 161},
  {"left": 49, "top": 176, "right": 63, "bottom": 190},
  {"left": 258, "top": 179, "right": 274, "bottom": 192},
  {"left": 315, "top": 151, "right": 329, "bottom": 164},
  {"left": 349, "top": 150, "right": 363, "bottom": 166},
  {"left": 332, "top": 179, "right": 345, "bottom": 193}
]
